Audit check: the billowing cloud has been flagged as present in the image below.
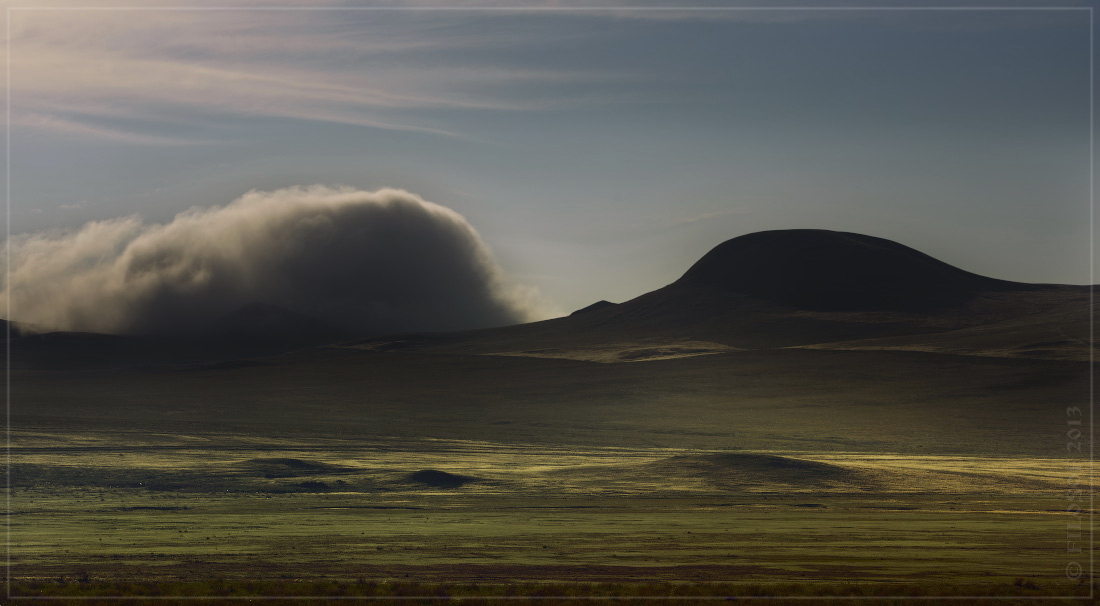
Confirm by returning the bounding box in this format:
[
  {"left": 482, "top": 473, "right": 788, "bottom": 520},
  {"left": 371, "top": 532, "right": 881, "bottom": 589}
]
[{"left": 2, "top": 186, "right": 550, "bottom": 336}]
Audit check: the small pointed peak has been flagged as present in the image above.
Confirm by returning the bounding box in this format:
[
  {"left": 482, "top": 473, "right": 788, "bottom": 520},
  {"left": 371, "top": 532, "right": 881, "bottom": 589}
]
[{"left": 570, "top": 300, "right": 618, "bottom": 316}]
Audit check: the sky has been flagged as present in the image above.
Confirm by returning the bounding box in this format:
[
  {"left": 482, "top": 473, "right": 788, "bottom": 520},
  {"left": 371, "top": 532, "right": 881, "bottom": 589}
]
[{"left": 4, "top": 1, "right": 1094, "bottom": 331}]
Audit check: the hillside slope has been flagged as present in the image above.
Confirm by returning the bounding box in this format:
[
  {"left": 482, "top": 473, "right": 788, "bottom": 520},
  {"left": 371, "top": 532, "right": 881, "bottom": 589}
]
[
  {"left": 345, "top": 230, "right": 1091, "bottom": 362},
  {"left": 5, "top": 229, "right": 1091, "bottom": 368}
]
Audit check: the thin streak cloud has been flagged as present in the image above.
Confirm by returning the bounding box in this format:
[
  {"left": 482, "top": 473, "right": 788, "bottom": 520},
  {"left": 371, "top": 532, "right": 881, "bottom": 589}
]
[
  {"left": 11, "top": 5, "right": 635, "bottom": 144},
  {"left": 21, "top": 113, "right": 215, "bottom": 146}
]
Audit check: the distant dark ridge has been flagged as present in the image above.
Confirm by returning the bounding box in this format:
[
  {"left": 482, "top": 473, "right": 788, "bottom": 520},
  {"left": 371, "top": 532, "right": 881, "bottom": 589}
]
[
  {"left": 0, "top": 319, "right": 44, "bottom": 339},
  {"left": 570, "top": 300, "right": 617, "bottom": 316},
  {"left": 211, "top": 302, "right": 352, "bottom": 343},
  {"left": 676, "top": 229, "right": 1034, "bottom": 312},
  {"left": 2, "top": 303, "right": 352, "bottom": 344}
]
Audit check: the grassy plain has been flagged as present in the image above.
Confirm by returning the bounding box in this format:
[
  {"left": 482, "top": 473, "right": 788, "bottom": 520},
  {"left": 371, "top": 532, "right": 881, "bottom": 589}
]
[{"left": 6, "top": 346, "right": 1095, "bottom": 601}]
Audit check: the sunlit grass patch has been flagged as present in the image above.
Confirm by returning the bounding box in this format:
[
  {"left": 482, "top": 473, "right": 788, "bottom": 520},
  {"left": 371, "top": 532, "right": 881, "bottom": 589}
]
[{"left": 11, "top": 429, "right": 1091, "bottom": 596}]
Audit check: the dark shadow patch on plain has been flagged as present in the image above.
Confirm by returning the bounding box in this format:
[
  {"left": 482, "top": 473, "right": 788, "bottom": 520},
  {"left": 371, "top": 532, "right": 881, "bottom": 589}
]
[
  {"left": 406, "top": 469, "right": 479, "bottom": 488},
  {"left": 519, "top": 505, "right": 600, "bottom": 509},
  {"left": 239, "top": 457, "right": 354, "bottom": 478}
]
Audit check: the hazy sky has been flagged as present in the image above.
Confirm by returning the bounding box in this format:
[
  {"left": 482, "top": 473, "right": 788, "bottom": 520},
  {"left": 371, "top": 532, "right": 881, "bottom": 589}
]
[{"left": 7, "top": 1, "right": 1093, "bottom": 320}]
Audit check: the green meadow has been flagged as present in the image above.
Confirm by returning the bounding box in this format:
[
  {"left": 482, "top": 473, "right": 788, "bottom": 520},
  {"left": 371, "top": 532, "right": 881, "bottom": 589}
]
[
  {"left": 8, "top": 428, "right": 1092, "bottom": 601},
  {"left": 7, "top": 344, "right": 1093, "bottom": 602}
]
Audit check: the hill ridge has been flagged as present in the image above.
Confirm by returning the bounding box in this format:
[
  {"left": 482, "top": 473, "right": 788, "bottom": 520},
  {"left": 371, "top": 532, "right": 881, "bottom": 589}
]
[
  {"left": 5, "top": 229, "right": 1091, "bottom": 367},
  {"left": 676, "top": 229, "right": 1034, "bottom": 312}
]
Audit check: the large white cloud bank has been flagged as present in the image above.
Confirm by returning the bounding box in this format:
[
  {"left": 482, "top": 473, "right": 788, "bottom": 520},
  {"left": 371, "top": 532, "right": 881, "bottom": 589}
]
[{"left": 3, "top": 186, "right": 547, "bottom": 336}]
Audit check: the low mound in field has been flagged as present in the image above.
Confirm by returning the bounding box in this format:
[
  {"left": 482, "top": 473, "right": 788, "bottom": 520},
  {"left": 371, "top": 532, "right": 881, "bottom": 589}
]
[
  {"left": 406, "top": 469, "right": 479, "bottom": 488},
  {"left": 651, "top": 452, "right": 862, "bottom": 489},
  {"left": 240, "top": 458, "right": 350, "bottom": 478}
]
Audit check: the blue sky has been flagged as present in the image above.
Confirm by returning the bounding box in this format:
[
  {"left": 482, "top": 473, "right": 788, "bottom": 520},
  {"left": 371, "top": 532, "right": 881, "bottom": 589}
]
[{"left": 8, "top": 2, "right": 1094, "bottom": 317}]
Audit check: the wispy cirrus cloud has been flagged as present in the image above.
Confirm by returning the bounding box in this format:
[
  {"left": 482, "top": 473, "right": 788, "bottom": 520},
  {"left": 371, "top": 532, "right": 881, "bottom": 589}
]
[
  {"left": 10, "top": 3, "right": 640, "bottom": 145},
  {"left": 19, "top": 0, "right": 956, "bottom": 146},
  {"left": 20, "top": 112, "right": 215, "bottom": 146}
]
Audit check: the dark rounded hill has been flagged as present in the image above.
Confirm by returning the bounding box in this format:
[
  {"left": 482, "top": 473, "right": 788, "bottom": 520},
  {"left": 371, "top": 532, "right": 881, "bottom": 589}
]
[{"left": 675, "top": 229, "right": 1032, "bottom": 312}]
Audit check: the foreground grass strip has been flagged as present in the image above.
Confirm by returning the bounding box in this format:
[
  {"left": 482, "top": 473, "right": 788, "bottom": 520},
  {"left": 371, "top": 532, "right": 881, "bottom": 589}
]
[{"left": 5, "top": 580, "right": 1093, "bottom": 604}]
